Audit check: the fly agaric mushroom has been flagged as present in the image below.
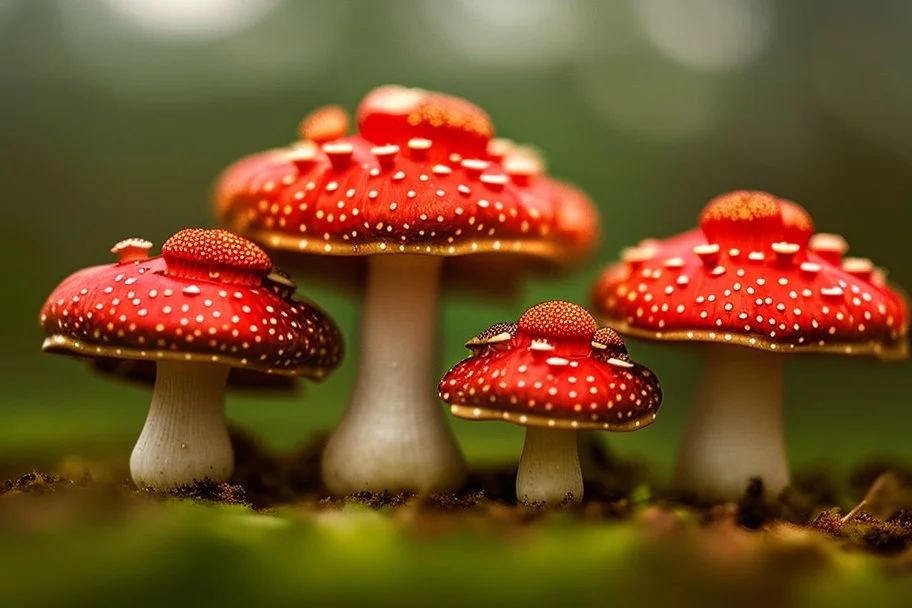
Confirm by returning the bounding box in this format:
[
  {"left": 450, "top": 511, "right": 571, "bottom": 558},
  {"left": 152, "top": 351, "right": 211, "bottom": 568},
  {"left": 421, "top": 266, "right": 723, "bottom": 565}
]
[
  {"left": 438, "top": 301, "right": 662, "bottom": 506},
  {"left": 39, "top": 229, "right": 343, "bottom": 489},
  {"left": 214, "top": 85, "right": 599, "bottom": 495},
  {"left": 592, "top": 190, "right": 909, "bottom": 500}
]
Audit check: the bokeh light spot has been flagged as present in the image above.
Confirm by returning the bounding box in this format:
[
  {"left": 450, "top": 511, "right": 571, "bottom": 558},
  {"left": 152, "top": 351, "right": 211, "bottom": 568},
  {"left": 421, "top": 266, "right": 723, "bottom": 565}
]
[
  {"left": 575, "top": 52, "right": 722, "bottom": 141},
  {"left": 0, "top": 0, "right": 18, "bottom": 32},
  {"left": 635, "top": 0, "right": 774, "bottom": 72},
  {"left": 59, "top": 0, "right": 348, "bottom": 103},
  {"left": 102, "top": 0, "right": 282, "bottom": 40},
  {"left": 404, "top": 0, "right": 583, "bottom": 70},
  {"left": 811, "top": 15, "right": 912, "bottom": 162}
]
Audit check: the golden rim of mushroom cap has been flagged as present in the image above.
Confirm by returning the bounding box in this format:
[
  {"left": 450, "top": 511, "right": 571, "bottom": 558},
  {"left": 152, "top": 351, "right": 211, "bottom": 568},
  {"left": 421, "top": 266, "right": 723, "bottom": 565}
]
[
  {"left": 596, "top": 316, "right": 909, "bottom": 361},
  {"left": 221, "top": 223, "right": 581, "bottom": 261},
  {"left": 447, "top": 403, "right": 658, "bottom": 432}
]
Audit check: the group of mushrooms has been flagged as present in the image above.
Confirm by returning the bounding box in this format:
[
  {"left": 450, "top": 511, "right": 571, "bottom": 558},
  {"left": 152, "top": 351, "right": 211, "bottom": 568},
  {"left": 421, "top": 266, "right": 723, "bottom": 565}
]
[{"left": 39, "top": 85, "right": 909, "bottom": 506}]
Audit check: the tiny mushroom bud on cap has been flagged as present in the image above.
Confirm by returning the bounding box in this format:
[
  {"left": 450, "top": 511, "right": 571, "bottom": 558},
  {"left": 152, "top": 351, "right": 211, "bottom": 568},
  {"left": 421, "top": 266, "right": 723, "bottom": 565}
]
[
  {"left": 438, "top": 301, "right": 662, "bottom": 506},
  {"left": 39, "top": 229, "right": 343, "bottom": 490},
  {"left": 592, "top": 190, "right": 909, "bottom": 500},
  {"left": 213, "top": 85, "right": 600, "bottom": 495}
]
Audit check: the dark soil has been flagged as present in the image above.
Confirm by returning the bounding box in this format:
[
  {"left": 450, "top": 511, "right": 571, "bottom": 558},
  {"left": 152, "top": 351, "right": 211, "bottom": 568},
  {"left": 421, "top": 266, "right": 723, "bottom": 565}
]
[
  {"left": 5, "top": 430, "right": 912, "bottom": 561},
  {"left": 811, "top": 509, "right": 912, "bottom": 555},
  {"left": 2, "top": 470, "right": 90, "bottom": 494},
  {"left": 138, "top": 479, "right": 252, "bottom": 507}
]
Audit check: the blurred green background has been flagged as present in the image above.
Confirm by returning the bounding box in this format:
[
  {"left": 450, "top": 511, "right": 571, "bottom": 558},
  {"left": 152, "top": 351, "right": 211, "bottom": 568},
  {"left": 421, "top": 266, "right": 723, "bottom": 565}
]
[{"left": 1, "top": 0, "right": 910, "bottom": 480}]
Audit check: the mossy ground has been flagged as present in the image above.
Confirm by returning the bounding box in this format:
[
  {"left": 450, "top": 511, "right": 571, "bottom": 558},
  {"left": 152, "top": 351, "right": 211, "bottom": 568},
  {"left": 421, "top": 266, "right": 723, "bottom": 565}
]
[{"left": 3, "top": 430, "right": 912, "bottom": 608}]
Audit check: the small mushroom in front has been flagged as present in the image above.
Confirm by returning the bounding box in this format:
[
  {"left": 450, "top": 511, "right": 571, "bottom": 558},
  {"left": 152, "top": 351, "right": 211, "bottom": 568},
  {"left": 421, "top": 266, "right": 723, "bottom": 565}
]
[
  {"left": 438, "top": 300, "right": 663, "bottom": 506},
  {"left": 39, "top": 229, "right": 343, "bottom": 490}
]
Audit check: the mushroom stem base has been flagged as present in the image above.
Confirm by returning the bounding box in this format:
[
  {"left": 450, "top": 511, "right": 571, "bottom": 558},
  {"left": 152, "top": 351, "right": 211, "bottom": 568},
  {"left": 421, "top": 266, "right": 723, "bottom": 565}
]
[
  {"left": 130, "top": 360, "right": 232, "bottom": 490},
  {"left": 673, "top": 344, "right": 788, "bottom": 500},
  {"left": 516, "top": 427, "right": 583, "bottom": 506},
  {"left": 321, "top": 254, "right": 467, "bottom": 494}
]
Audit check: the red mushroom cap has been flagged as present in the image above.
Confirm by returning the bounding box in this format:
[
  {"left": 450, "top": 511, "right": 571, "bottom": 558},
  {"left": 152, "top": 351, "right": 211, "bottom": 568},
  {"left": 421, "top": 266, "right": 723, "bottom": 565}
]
[
  {"left": 438, "top": 301, "right": 663, "bottom": 431},
  {"left": 592, "top": 190, "right": 909, "bottom": 359},
  {"left": 213, "top": 85, "right": 598, "bottom": 262},
  {"left": 39, "top": 229, "right": 343, "bottom": 379}
]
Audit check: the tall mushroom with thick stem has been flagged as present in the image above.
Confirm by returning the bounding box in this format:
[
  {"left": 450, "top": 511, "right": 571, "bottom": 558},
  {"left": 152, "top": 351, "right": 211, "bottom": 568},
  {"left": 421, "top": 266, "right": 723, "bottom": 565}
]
[
  {"left": 214, "top": 85, "right": 599, "bottom": 495},
  {"left": 39, "top": 229, "right": 343, "bottom": 490},
  {"left": 438, "top": 301, "right": 663, "bottom": 506},
  {"left": 592, "top": 190, "right": 909, "bottom": 500}
]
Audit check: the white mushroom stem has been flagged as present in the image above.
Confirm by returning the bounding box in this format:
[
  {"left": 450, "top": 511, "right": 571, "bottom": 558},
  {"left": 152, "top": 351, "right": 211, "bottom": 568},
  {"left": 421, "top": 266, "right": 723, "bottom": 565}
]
[
  {"left": 673, "top": 344, "right": 788, "bottom": 500},
  {"left": 516, "top": 427, "right": 583, "bottom": 506},
  {"left": 130, "top": 360, "right": 233, "bottom": 490},
  {"left": 321, "top": 254, "right": 467, "bottom": 494}
]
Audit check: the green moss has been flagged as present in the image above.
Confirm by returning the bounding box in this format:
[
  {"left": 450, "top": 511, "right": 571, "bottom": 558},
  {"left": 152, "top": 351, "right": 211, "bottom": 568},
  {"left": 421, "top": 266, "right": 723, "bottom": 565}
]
[{"left": 2, "top": 496, "right": 912, "bottom": 607}]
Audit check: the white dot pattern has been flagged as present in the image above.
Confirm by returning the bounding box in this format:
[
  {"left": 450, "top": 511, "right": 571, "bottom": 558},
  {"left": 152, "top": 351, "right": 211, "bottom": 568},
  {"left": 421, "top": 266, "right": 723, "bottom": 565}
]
[
  {"left": 214, "top": 86, "right": 598, "bottom": 261},
  {"left": 39, "top": 235, "right": 343, "bottom": 379},
  {"left": 593, "top": 191, "right": 909, "bottom": 359}
]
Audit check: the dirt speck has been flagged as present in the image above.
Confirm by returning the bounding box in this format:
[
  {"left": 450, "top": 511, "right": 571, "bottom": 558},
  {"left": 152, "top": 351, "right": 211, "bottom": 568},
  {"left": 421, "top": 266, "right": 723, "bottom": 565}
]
[
  {"left": 809, "top": 509, "right": 844, "bottom": 537},
  {"left": 2, "top": 471, "right": 88, "bottom": 495},
  {"left": 811, "top": 508, "right": 912, "bottom": 556},
  {"left": 335, "top": 491, "right": 416, "bottom": 509},
  {"left": 163, "top": 479, "right": 251, "bottom": 507},
  {"left": 736, "top": 478, "right": 776, "bottom": 530}
]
